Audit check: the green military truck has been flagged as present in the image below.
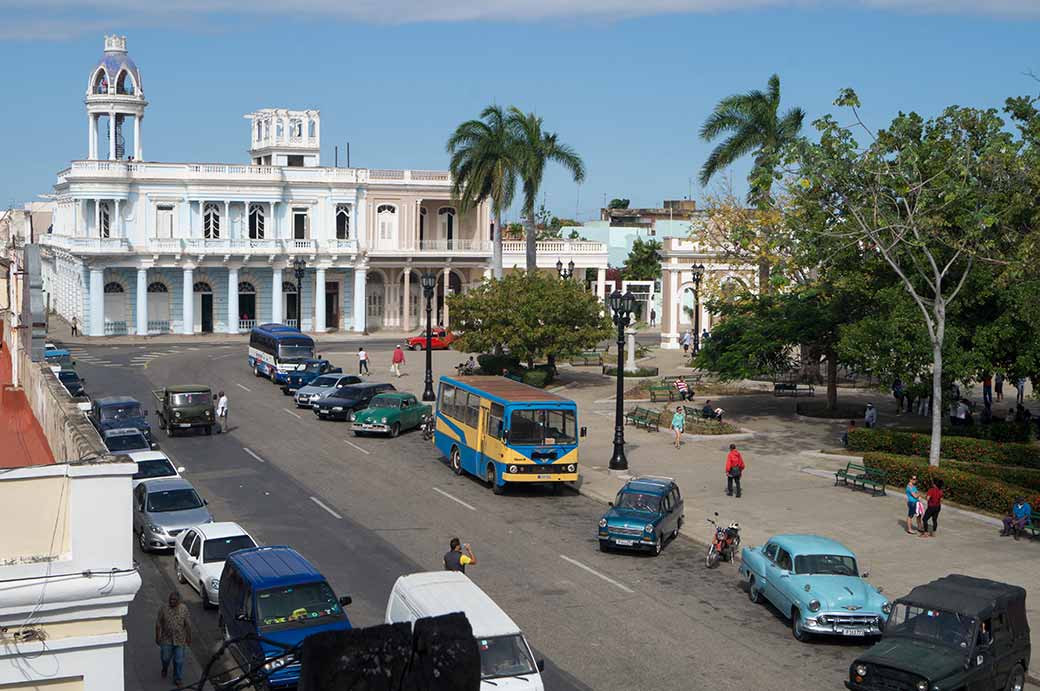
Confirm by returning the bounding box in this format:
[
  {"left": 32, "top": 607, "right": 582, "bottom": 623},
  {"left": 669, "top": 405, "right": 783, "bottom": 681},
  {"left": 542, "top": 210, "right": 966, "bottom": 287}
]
[{"left": 153, "top": 385, "right": 216, "bottom": 437}]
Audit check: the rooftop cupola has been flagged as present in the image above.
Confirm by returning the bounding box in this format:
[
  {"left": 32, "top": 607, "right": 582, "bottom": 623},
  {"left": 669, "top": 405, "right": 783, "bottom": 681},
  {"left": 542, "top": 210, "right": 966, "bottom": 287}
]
[
  {"left": 244, "top": 109, "right": 321, "bottom": 167},
  {"left": 85, "top": 35, "right": 147, "bottom": 161}
]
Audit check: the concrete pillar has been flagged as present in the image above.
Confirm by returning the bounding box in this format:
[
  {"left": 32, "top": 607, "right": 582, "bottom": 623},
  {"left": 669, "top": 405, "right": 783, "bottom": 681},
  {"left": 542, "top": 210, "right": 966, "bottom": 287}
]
[
  {"left": 355, "top": 193, "right": 367, "bottom": 249},
  {"left": 314, "top": 268, "right": 326, "bottom": 332},
  {"left": 402, "top": 268, "right": 411, "bottom": 332},
  {"left": 270, "top": 202, "right": 277, "bottom": 239},
  {"left": 136, "top": 268, "right": 148, "bottom": 335},
  {"left": 89, "top": 268, "right": 104, "bottom": 336},
  {"left": 662, "top": 267, "right": 680, "bottom": 349},
  {"left": 182, "top": 266, "right": 194, "bottom": 335},
  {"left": 113, "top": 199, "right": 121, "bottom": 237},
  {"left": 227, "top": 267, "right": 239, "bottom": 334},
  {"left": 352, "top": 267, "right": 367, "bottom": 333},
  {"left": 108, "top": 112, "right": 116, "bottom": 160},
  {"left": 625, "top": 328, "right": 638, "bottom": 372},
  {"left": 442, "top": 266, "right": 451, "bottom": 329},
  {"left": 134, "top": 114, "right": 142, "bottom": 160},
  {"left": 271, "top": 267, "right": 283, "bottom": 323},
  {"left": 223, "top": 200, "right": 230, "bottom": 240},
  {"left": 597, "top": 268, "right": 607, "bottom": 303},
  {"left": 87, "top": 113, "right": 95, "bottom": 159}
]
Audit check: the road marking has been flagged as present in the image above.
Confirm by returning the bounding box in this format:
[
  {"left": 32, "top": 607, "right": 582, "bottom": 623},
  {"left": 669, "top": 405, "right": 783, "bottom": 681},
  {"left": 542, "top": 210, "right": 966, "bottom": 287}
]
[
  {"left": 236, "top": 383, "right": 251, "bottom": 392},
  {"left": 310, "top": 496, "right": 342, "bottom": 519},
  {"left": 343, "top": 439, "right": 371, "bottom": 455},
  {"left": 431, "top": 487, "right": 477, "bottom": 511},
  {"left": 283, "top": 408, "right": 301, "bottom": 419},
  {"left": 559, "top": 555, "right": 635, "bottom": 594},
  {"left": 242, "top": 448, "right": 266, "bottom": 463}
]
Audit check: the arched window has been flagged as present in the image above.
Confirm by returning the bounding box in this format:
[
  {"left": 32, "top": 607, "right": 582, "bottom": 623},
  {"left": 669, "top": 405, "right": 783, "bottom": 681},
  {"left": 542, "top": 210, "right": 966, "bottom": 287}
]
[
  {"left": 290, "top": 119, "right": 303, "bottom": 140},
  {"left": 419, "top": 207, "right": 427, "bottom": 246},
  {"left": 438, "top": 207, "right": 456, "bottom": 248},
  {"left": 147, "top": 282, "right": 168, "bottom": 293},
  {"left": 193, "top": 282, "right": 212, "bottom": 293},
  {"left": 116, "top": 70, "right": 135, "bottom": 95},
  {"left": 103, "top": 282, "right": 124, "bottom": 293},
  {"left": 203, "top": 203, "right": 220, "bottom": 239},
  {"left": 238, "top": 282, "right": 256, "bottom": 294},
  {"left": 282, "top": 281, "right": 298, "bottom": 294},
  {"left": 376, "top": 204, "right": 397, "bottom": 245},
  {"left": 308, "top": 120, "right": 316, "bottom": 138},
  {"left": 99, "top": 201, "right": 111, "bottom": 238},
  {"left": 335, "top": 204, "right": 350, "bottom": 240},
  {"left": 377, "top": 204, "right": 396, "bottom": 214},
  {"left": 249, "top": 203, "right": 265, "bottom": 240},
  {"left": 93, "top": 69, "right": 109, "bottom": 95}
]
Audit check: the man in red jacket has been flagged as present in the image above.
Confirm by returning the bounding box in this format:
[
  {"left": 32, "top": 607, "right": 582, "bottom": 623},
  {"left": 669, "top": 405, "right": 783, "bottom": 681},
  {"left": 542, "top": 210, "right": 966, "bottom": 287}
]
[{"left": 725, "top": 444, "right": 745, "bottom": 498}]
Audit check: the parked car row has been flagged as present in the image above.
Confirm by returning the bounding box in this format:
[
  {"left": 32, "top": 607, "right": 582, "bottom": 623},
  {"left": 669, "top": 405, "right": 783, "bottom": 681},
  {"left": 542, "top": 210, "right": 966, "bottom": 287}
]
[{"left": 45, "top": 342, "right": 88, "bottom": 403}]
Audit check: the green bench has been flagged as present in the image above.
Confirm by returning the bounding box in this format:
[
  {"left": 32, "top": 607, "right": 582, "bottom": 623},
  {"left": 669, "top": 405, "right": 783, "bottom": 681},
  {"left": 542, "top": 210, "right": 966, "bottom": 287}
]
[
  {"left": 834, "top": 461, "right": 887, "bottom": 496},
  {"left": 774, "top": 382, "right": 815, "bottom": 397},
  {"left": 649, "top": 385, "right": 676, "bottom": 402},
  {"left": 624, "top": 406, "right": 660, "bottom": 432},
  {"left": 570, "top": 351, "right": 604, "bottom": 366},
  {"left": 1024, "top": 520, "right": 1040, "bottom": 540}
]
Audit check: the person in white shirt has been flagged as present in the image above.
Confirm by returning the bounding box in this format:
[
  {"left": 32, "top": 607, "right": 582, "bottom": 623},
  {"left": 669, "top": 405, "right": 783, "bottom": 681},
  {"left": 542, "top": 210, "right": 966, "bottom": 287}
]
[
  {"left": 864, "top": 403, "right": 877, "bottom": 428},
  {"left": 357, "top": 347, "right": 369, "bottom": 375},
  {"left": 215, "top": 391, "right": 228, "bottom": 433}
]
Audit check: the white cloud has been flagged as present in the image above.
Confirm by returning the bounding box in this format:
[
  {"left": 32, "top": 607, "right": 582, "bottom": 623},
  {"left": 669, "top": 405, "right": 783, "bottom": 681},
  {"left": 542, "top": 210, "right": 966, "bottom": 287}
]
[{"left": 1, "top": 0, "right": 1037, "bottom": 39}]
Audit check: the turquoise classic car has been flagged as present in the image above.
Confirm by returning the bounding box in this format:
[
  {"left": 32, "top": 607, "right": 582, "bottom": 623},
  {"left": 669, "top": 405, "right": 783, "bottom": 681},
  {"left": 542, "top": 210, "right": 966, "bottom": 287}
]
[
  {"left": 351, "top": 392, "right": 431, "bottom": 437},
  {"left": 597, "top": 476, "right": 684, "bottom": 556},
  {"left": 740, "top": 534, "right": 890, "bottom": 641}
]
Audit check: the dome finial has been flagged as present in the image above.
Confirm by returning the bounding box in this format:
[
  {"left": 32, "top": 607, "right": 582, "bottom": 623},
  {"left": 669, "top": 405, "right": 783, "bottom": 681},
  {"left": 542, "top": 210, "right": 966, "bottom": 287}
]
[{"left": 104, "top": 35, "right": 127, "bottom": 53}]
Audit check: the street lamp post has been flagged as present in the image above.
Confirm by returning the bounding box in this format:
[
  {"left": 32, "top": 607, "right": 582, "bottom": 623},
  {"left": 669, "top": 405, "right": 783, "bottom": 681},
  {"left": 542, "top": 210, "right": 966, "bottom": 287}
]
[
  {"left": 690, "top": 263, "right": 704, "bottom": 353},
  {"left": 420, "top": 272, "right": 437, "bottom": 402},
  {"left": 608, "top": 289, "right": 637, "bottom": 471},
  {"left": 556, "top": 258, "right": 575, "bottom": 280},
  {"left": 292, "top": 258, "right": 306, "bottom": 329}
]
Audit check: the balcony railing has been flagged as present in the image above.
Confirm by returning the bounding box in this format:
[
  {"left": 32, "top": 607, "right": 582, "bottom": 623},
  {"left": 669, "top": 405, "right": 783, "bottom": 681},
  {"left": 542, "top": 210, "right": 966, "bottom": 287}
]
[
  {"left": 416, "top": 239, "right": 490, "bottom": 252},
  {"left": 286, "top": 239, "right": 317, "bottom": 253},
  {"left": 39, "top": 235, "right": 131, "bottom": 253},
  {"left": 285, "top": 319, "right": 299, "bottom": 328},
  {"left": 502, "top": 240, "right": 607, "bottom": 255},
  {"left": 104, "top": 321, "right": 128, "bottom": 336},
  {"left": 239, "top": 319, "right": 257, "bottom": 331},
  {"left": 147, "top": 320, "right": 171, "bottom": 334}
]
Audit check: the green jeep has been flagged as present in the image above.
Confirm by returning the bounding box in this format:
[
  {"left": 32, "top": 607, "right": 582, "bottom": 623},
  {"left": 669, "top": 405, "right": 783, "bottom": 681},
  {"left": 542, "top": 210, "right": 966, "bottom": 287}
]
[
  {"left": 847, "top": 575, "right": 1030, "bottom": 691},
  {"left": 153, "top": 385, "right": 216, "bottom": 437}
]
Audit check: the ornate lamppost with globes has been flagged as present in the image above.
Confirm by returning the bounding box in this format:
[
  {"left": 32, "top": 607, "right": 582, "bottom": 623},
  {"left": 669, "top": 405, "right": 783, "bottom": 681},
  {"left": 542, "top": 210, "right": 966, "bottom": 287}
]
[
  {"left": 556, "top": 259, "right": 575, "bottom": 279},
  {"left": 608, "top": 289, "right": 637, "bottom": 471},
  {"left": 292, "top": 257, "right": 306, "bottom": 328},
  {"left": 420, "top": 271, "right": 438, "bottom": 401},
  {"left": 690, "top": 263, "right": 705, "bottom": 353}
]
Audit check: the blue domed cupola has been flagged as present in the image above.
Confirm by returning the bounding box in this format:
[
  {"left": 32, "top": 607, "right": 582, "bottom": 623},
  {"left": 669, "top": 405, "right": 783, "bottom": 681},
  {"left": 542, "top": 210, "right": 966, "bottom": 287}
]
[{"left": 85, "top": 35, "right": 148, "bottom": 161}]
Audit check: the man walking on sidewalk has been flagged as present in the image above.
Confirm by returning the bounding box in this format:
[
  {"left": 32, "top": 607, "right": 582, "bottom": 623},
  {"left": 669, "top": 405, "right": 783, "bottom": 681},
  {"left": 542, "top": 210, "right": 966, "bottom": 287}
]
[
  {"left": 71, "top": 316, "right": 78, "bottom": 336},
  {"left": 358, "top": 347, "right": 369, "bottom": 375},
  {"left": 391, "top": 345, "right": 405, "bottom": 378},
  {"left": 725, "top": 444, "right": 745, "bottom": 498},
  {"left": 156, "top": 591, "right": 191, "bottom": 686}
]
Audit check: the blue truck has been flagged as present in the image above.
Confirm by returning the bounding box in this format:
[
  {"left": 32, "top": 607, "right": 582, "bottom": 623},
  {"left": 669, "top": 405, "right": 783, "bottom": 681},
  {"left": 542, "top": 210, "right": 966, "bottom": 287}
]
[{"left": 89, "top": 395, "right": 152, "bottom": 443}]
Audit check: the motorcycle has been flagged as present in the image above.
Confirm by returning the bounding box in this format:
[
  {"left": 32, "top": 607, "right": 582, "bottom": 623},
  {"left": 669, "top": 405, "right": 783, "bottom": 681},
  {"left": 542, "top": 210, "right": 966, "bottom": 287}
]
[
  {"left": 420, "top": 414, "right": 435, "bottom": 442},
  {"left": 705, "top": 512, "right": 741, "bottom": 568}
]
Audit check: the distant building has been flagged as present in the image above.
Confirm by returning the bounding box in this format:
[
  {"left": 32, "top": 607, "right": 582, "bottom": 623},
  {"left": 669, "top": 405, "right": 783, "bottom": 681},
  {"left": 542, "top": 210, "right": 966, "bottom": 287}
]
[{"left": 600, "top": 199, "right": 699, "bottom": 227}]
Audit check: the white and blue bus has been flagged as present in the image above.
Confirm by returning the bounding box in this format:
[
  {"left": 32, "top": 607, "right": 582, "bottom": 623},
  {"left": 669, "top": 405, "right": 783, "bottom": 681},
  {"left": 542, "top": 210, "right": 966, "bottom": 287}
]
[{"left": 248, "top": 323, "right": 315, "bottom": 383}]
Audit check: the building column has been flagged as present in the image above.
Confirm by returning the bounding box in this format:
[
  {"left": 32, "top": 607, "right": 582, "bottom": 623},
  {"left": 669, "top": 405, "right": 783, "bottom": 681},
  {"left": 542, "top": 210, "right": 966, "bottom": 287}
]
[
  {"left": 223, "top": 200, "right": 230, "bottom": 240},
  {"left": 662, "top": 267, "right": 680, "bottom": 349},
  {"left": 596, "top": 268, "right": 607, "bottom": 303},
  {"left": 442, "top": 266, "right": 451, "bottom": 329},
  {"left": 108, "top": 112, "right": 116, "bottom": 160},
  {"left": 241, "top": 201, "right": 250, "bottom": 240},
  {"left": 182, "top": 266, "right": 195, "bottom": 335},
  {"left": 114, "top": 199, "right": 122, "bottom": 237},
  {"left": 227, "top": 267, "right": 239, "bottom": 334},
  {"left": 355, "top": 192, "right": 367, "bottom": 249},
  {"left": 89, "top": 268, "right": 104, "bottom": 336},
  {"left": 271, "top": 268, "right": 283, "bottom": 323},
  {"left": 352, "top": 267, "right": 367, "bottom": 333},
  {"left": 134, "top": 114, "right": 142, "bottom": 160},
  {"left": 270, "top": 202, "right": 278, "bottom": 239},
  {"left": 136, "top": 268, "right": 148, "bottom": 335},
  {"left": 87, "top": 113, "right": 95, "bottom": 159},
  {"left": 402, "top": 268, "right": 412, "bottom": 332},
  {"left": 314, "top": 268, "right": 326, "bottom": 332}
]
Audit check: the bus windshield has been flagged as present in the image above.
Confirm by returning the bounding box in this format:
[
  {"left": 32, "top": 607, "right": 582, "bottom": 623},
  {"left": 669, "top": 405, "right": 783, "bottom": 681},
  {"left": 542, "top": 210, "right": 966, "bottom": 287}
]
[
  {"left": 278, "top": 342, "right": 314, "bottom": 361},
  {"left": 509, "top": 409, "right": 576, "bottom": 445}
]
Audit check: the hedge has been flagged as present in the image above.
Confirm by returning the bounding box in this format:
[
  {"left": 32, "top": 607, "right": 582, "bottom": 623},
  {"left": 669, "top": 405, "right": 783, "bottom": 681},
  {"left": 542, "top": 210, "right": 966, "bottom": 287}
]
[
  {"left": 848, "top": 428, "right": 1040, "bottom": 470},
  {"left": 522, "top": 370, "right": 550, "bottom": 388},
  {"left": 476, "top": 353, "right": 520, "bottom": 376},
  {"left": 946, "top": 421, "right": 1033, "bottom": 443},
  {"left": 860, "top": 452, "right": 1040, "bottom": 516},
  {"left": 943, "top": 460, "right": 1040, "bottom": 493},
  {"left": 603, "top": 365, "right": 659, "bottom": 377}
]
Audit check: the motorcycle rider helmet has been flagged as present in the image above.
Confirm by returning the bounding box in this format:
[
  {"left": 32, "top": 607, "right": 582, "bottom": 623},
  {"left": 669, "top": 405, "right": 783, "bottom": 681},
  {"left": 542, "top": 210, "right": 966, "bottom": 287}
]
[{"left": 728, "top": 522, "right": 740, "bottom": 531}]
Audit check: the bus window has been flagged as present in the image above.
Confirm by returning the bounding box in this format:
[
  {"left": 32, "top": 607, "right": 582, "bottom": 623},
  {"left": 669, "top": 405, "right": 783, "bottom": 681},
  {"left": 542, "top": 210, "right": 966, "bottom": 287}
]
[
  {"left": 463, "top": 393, "right": 481, "bottom": 428},
  {"left": 510, "top": 410, "right": 544, "bottom": 445},
  {"left": 545, "top": 409, "right": 576, "bottom": 444},
  {"left": 440, "top": 384, "right": 456, "bottom": 419},
  {"left": 488, "top": 403, "right": 505, "bottom": 439}
]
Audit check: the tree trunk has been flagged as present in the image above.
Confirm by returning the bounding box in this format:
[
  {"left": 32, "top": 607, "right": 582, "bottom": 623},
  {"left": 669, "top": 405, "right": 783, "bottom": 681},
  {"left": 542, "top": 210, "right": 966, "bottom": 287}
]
[
  {"left": 758, "top": 260, "right": 771, "bottom": 294},
  {"left": 493, "top": 211, "right": 503, "bottom": 279},
  {"left": 826, "top": 350, "right": 838, "bottom": 411},
  {"left": 525, "top": 212, "right": 537, "bottom": 272},
  {"left": 928, "top": 306, "right": 945, "bottom": 467}
]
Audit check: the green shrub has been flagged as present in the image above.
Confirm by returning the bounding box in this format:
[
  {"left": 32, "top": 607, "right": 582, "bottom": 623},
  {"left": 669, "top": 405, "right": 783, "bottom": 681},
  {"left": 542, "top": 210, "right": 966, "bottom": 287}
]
[
  {"left": 477, "top": 353, "right": 519, "bottom": 376},
  {"left": 943, "top": 460, "right": 1040, "bottom": 493},
  {"left": 860, "top": 452, "right": 1040, "bottom": 515},
  {"left": 522, "top": 370, "right": 550, "bottom": 388},
  {"left": 848, "top": 429, "right": 1040, "bottom": 470},
  {"left": 946, "top": 421, "right": 1032, "bottom": 443}
]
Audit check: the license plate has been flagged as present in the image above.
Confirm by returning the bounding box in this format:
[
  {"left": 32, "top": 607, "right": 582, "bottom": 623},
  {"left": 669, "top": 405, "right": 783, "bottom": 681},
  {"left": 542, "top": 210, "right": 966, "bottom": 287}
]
[
  {"left": 363, "top": 424, "right": 374, "bottom": 429},
  {"left": 537, "top": 474, "right": 551, "bottom": 479},
  {"left": 614, "top": 539, "right": 634, "bottom": 546},
  {"left": 179, "top": 423, "right": 191, "bottom": 427},
  {"left": 841, "top": 629, "right": 867, "bottom": 637}
]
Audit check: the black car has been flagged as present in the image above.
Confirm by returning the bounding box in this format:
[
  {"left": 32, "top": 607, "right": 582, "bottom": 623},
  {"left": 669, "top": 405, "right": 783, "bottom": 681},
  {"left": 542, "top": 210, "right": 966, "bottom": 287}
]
[
  {"left": 846, "top": 574, "right": 1030, "bottom": 691},
  {"left": 56, "top": 369, "right": 86, "bottom": 398},
  {"left": 312, "top": 383, "right": 396, "bottom": 421}
]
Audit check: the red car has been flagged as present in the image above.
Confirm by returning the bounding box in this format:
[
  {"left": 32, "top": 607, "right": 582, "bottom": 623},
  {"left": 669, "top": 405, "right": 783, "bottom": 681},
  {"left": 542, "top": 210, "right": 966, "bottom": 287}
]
[{"left": 406, "top": 329, "right": 455, "bottom": 350}]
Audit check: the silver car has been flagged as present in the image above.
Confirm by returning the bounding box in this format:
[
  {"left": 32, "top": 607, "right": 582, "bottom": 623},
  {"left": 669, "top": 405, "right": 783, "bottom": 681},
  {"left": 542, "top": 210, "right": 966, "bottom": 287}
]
[
  {"left": 294, "top": 374, "right": 362, "bottom": 408},
  {"left": 103, "top": 427, "right": 154, "bottom": 454},
  {"left": 133, "top": 477, "right": 213, "bottom": 552}
]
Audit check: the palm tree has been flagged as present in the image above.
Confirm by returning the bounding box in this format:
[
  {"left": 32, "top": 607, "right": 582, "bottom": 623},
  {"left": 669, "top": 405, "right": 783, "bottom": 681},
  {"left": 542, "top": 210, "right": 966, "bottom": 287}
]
[
  {"left": 507, "top": 107, "right": 585, "bottom": 271},
  {"left": 699, "top": 74, "right": 805, "bottom": 206},
  {"left": 447, "top": 105, "right": 520, "bottom": 279}
]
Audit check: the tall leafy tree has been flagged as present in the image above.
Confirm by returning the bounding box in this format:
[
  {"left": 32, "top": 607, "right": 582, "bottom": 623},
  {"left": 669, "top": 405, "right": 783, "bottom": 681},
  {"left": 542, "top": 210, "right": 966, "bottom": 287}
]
[
  {"left": 699, "top": 73, "right": 805, "bottom": 206},
  {"left": 507, "top": 108, "right": 586, "bottom": 271},
  {"left": 620, "top": 238, "right": 662, "bottom": 281},
  {"left": 447, "top": 105, "right": 519, "bottom": 279}
]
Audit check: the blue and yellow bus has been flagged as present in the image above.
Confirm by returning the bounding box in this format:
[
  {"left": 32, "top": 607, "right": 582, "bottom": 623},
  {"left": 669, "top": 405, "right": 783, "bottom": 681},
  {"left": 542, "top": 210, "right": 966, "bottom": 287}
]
[
  {"left": 248, "top": 323, "right": 315, "bottom": 383},
  {"left": 434, "top": 376, "right": 582, "bottom": 493}
]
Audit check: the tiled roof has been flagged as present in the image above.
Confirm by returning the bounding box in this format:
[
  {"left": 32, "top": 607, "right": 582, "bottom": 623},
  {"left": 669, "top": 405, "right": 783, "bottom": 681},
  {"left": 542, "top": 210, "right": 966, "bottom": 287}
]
[{"left": 0, "top": 334, "right": 55, "bottom": 469}]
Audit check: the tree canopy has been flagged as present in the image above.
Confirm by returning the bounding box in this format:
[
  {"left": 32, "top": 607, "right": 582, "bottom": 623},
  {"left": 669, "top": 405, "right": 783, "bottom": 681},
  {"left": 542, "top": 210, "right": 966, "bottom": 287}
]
[
  {"left": 620, "top": 238, "right": 662, "bottom": 281},
  {"left": 608, "top": 198, "right": 630, "bottom": 209}
]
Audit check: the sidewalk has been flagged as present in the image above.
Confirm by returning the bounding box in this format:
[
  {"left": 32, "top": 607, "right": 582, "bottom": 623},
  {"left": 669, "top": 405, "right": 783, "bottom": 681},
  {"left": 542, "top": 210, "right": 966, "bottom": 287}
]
[{"left": 563, "top": 349, "right": 1040, "bottom": 669}]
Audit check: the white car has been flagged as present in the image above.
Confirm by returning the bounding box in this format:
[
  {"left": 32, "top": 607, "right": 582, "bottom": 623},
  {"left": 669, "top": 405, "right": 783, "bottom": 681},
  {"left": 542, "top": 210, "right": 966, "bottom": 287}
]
[
  {"left": 128, "top": 450, "right": 185, "bottom": 488},
  {"left": 174, "top": 522, "right": 257, "bottom": 608}
]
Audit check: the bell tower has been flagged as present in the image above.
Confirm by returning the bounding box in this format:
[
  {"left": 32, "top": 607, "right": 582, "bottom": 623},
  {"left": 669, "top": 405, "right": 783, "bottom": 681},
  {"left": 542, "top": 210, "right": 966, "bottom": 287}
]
[{"left": 85, "top": 35, "right": 148, "bottom": 161}]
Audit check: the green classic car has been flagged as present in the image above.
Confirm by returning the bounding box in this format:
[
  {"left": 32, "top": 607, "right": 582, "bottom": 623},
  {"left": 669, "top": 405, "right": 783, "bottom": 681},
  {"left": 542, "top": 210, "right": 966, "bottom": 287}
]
[{"left": 351, "top": 392, "right": 431, "bottom": 438}]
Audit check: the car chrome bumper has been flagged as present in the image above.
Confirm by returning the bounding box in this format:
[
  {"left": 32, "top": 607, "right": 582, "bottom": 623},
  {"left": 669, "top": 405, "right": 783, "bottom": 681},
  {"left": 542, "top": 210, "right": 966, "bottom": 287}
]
[
  {"left": 802, "top": 615, "right": 883, "bottom": 637},
  {"left": 352, "top": 422, "right": 389, "bottom": 432},
  {"left": 598, "top": 531, "right": 657, "bottom": 549}
]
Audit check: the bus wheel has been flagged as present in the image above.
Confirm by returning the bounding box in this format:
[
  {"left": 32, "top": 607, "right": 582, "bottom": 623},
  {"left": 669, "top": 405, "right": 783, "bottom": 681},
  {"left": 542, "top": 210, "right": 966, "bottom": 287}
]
[
  {"left": 449, "top": 447, "right": 463, "bottom": 475},
  {"left": 487, "top": 465, "right": 504, "bottom": 495}
]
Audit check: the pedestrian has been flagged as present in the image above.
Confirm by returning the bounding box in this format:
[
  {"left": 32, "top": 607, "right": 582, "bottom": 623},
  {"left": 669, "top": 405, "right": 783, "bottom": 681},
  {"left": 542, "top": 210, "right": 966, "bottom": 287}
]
[
  {"left": 842, "top": 420, "right": 856, "bottom": 448},
  {"left": 215, "top": 390, "right": 228, "bottom": 433},
  {"left": 1001, "top": 497, "right": 1032, "bottom": 540},
  {"left": 443, "top": 537, "right": 477, "bottom": 572},
  {"left": 391, "top": 345, "right": 405, "bottom": 378},
  {"left": 671, "top": 405, "right": 686, "bottom": 448},
  {"left": 725, "top": 443, "right": 744, "bottom": 498},
  {"left": 904, "top": 475, "right": 923, "bottom": 535},
  {"left": 921, "top": 479, "right": 943, "bottom": 537},
  {"left": 357, "top": 347, "right": 369, "bottom": 375},
  {"left": 892, "top": 379, "right": 905, "bottom": 413},
  {"left": 995, "top": 372, "right": 1004, "bottom": 402},
  {"left": 702, "top": 328, "right": 709, "bottom": 343},
  {"left": 864, "top": 403, "right": 877, "bottom": 429},
  {"left": 1016, "top": 377, "right": 1026, "bottom": 405},
  {"left": 982, "top": 374, "right": 993, "bottom": 408},
  {"left": 673, "top": 376, "right": 692, "bottom": 401},
  {"left": 156, "top": 591, "right": 191, "bottom": 686},
  {"left": 649, "top": 308, "right": 657, "bottom": 327},
  {"left": 71, "top": 315, "right": 78, "bottom": 336},
  {"left": 681, "top": 331, "right": 691, "bottom": 354}
]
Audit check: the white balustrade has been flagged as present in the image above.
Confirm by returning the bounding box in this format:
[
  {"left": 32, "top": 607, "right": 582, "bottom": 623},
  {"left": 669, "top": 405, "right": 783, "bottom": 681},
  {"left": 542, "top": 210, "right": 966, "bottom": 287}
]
[
  {"left": 64, "top": 161, "right": 450, "bottom": 185},
  {"left": 239, "top": 319, "right": 257, "bottom": 331},
  {"left": 147, "top": 320, "right": 171, "bottom": 334},
  {"left": 104, "top": 321, "right": 128, "bottom": 336}
]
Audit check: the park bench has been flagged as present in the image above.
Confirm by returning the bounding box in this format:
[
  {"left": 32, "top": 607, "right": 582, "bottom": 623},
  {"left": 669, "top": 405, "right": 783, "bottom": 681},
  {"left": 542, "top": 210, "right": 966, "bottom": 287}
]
[
  {"left": 570, "top": 351, "right": 604, "bottom": 367},
  {"left": 773, "top": 382, "right": 815, "bottom": 397},
  {"left": 649, "top": 385, "right": 676, "bottom": 403},
  {"left": 834, "top": 461, "right": 887, "bottom": 496},
  {"left": 1024, "top": 519, "right": 1040, "bottom": 541},
  {"left": 624, "top": 406, "right": 660, "bottom": 432}
]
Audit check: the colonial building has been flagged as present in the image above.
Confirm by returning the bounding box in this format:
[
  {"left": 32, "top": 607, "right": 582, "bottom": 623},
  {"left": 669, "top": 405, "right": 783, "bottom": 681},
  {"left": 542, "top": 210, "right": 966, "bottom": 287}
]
[{"left": 38, "top": 36, "right": 608, "bottom": 337}]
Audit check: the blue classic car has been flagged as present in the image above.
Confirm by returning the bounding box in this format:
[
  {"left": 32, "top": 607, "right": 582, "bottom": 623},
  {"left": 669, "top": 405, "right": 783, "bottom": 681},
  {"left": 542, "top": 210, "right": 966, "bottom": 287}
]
[
  {"left": 598, "top": 476, "right": 684, "bottom": 556},
  {"left": 740, "top": 534, "right": 890, "bottom": 641}
]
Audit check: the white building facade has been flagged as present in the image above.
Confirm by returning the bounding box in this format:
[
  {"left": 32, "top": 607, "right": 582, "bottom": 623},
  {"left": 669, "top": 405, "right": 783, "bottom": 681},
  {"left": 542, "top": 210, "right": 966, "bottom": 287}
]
[{"left": 38, "top": 36, "right": 609, "bottom": 338}]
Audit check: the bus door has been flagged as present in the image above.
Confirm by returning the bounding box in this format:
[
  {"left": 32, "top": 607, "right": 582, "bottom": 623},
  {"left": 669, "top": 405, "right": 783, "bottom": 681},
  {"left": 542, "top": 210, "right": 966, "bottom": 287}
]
[{"left": 475, "top": 404, "right": 488, "bottom": 465}]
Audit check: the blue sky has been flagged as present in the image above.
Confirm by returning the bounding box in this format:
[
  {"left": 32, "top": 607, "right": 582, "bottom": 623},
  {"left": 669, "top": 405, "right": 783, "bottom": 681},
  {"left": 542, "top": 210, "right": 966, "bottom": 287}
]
[{"left": 2, "top": 2, "right": 1038, "bottom": 220}]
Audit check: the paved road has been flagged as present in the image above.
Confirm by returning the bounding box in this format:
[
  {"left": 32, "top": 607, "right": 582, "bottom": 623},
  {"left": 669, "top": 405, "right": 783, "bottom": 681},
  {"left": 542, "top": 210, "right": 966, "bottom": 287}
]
[{"left": 75, "top": 342, "right": 883, "bottom": 690}]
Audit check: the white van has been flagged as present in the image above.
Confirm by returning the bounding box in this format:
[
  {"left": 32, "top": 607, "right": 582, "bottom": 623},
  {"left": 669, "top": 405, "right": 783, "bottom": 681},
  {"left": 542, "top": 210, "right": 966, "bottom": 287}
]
[{"left": 385, "top": 572, "right": 545, "bottom": 690}]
